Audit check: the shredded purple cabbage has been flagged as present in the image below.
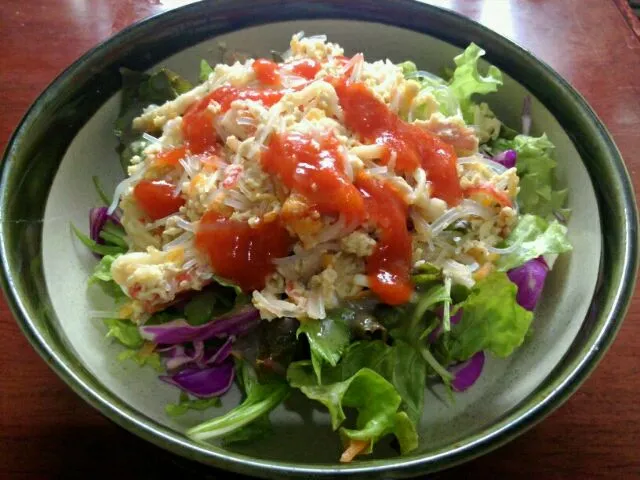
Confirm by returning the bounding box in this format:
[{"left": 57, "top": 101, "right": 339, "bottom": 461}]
[
  {"left": 203, "top": 336, "right": 234, "bottom": 366},
  {"left": 507, "top": 257, "right": 549, "bottom": 311},
  {"left": 159, "top": 336, "right": 234, "bottom": 373},
  {"left": 89, "top": 206, "right": 121, "bottom": 245},
  {"left": 160, "top": 360, "right": 235, "bottom": 398},
  {"left": 449, "top": 351, "right": 485, "bottom": 392},
  {"left": 493, "top": 149, "right": 517, "bottom": 169},
  {"left": 159, "top": 341, "right": 205, "bottom": 371},
  {"left": 140, "top": 307, "right": 259, "bottom": 345}
]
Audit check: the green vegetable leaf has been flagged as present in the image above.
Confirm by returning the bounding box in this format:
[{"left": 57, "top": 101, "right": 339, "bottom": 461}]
[
  {"left": 103, "top": 318, "right": 143, "bottom": 348},
  {"left": 99, "top": 222, "right": 128, "bottom": 249},
  {"left": 92, "top": 176, "right": 111, "bottom": 205},
  {"left": 438, "top": 272, "right": 534, "bottom": 362},
  {"left": 292, "top": 339, "right": 426, "bottom": 428},
  {"left": 71, "top": 224, "right": 127, "bottom": 257},
  {"left": 222, "top": 414, "right": 273, "bottom": 444},
  {"left": 165, "top": 392, "right": 221, "bottom": 417},
  {"left": 412, "top": 262, "right": 442, "bottom": 287},
  {"left": 88, "top": 254, "right": 127, "bottom": 302},
  {"left": 496, "top": 214, "right": 572, "bottom": 271},
  {"left": 297, "top": 309, "right": 352, "bottom": 382},
  {"left": 448, "top": 43, "right": 503, "bottom": 123},
  {"left": 117, "top": 349, "right": 162, "bottom": 371},
  {"left": 186, "top": 362, "right": 289, "bottom": 443},
  {"left": 493, "top": 134, "right": 569, "bottom": 218},
  {"left": 287, "top": 363, "right": 418, "bottom": 456},
  {"left": 398, "top": 61, "right": 417, "bottom": 76},
  {"left": 115, "top": 68, "right": 192, "bottom": 170},
  {"left": 184, "top": 287, "right": 235, "bottom": 326},
  {"left": 199, "top": 59, "right": 215, "bottom": 83},
  {"left": 411, "top": 284, "right": 450, "bottom": 336},
  {"left": 211, "top": 274, "right": 243, "bottom": 296}
]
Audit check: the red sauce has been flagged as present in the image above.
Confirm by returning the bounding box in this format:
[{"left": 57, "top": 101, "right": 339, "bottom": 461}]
[
  {"left": 333, "top": 80, "right": 463, "bottom": 206},
  {"left": 283, "top": 58, "right": 321, "bottom": 79},
  {"left": 261, "top": 132, "right": 365, "bottom": 225},
  {"left": 253, "top": 58, "right": 321, "bottom": 86},
  {"left": 182, "top": 86, "right": 284, "bottom": 154},
  {"left": 253, "top": 59, "right": 281, "bottom": 85},
  {"left": 154, "top": 146, "right": 187, "bottom": 167},
  {"left": 195, "top": 212, "right": 294, "bottom": 291},
  {"left": 133, "top": 180, "right": 185, "bottom": 220},
  {"left": 355, "top": 172, "right": 413, "bottom": 305},
  {"left": 183, "top": 58, "right": 320, "bottom": 154}
]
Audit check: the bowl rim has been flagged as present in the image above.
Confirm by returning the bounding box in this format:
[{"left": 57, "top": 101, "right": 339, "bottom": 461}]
[{"left": 1, "top": 0, "right": 638, "bottom": 477}]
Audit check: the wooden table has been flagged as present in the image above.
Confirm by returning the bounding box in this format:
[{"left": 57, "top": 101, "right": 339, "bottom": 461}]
[{"left": 1, "top": 1, "right": 639, "bottom": 478}]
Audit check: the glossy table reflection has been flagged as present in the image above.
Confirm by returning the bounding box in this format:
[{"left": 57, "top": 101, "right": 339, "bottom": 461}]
[{"left": 1, "top": 0, "right": 639, "bottom": 478}]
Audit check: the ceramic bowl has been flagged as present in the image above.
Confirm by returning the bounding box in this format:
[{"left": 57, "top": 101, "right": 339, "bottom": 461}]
[{"left": 0, "top": 0, "right": 637, "bottom": 478}]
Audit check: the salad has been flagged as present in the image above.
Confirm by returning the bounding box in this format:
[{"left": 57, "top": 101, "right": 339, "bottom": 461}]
[{"left": 75, "top": 33, "right": 572, "bottom": 462}]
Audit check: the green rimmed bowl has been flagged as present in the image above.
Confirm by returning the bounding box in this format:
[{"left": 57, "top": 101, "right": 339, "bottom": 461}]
[{"left": 0, "top": 0, "right": 637, "bottom": 477}]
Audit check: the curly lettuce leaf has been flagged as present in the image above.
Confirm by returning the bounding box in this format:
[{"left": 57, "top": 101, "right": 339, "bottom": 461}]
[
  {"left": 497, "top": 214, "right": 572, "bottom": 271},
  {"left": 291, "top": 338, "right": 425, "bottom": 431},
  {"left": 436, "top": 272, "right": 533, "bottom": 362},
  {"left": 449, "top": 43, "right": 503, "bottom": 123},
  {"left": 400, "top": 44, "right": 502, "bottom": 140},
  {"left": 116, "top": 348, "right": 162, "bottom": 370},
  {"left": 493, "top": 134, "right": 569, "bottom": 218},
  {"left": 165, "top": 392, "right": 221, "bottom": 417},
  {"left": 88, "top": 254, "right": 127, "bottom": 302},
  {"left": 287, "top": 362, "right": 418, "bottom": 457},
  {"left": 186, "top": 362, "right": 289, "bottom": 443},
  {"left": 103, "top": 318, "right": 143, "bottom": 348},
  {"left": 297, "top": 309, "right": 352, "bottom": 382}
]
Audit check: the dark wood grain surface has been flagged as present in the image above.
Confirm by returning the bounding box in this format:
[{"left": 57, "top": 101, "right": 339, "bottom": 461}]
[{"left": 1, "top": 1, "right": 639, "bottom": 478}]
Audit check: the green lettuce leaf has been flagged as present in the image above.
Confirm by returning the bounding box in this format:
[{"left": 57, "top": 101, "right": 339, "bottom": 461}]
[
  {"left": 291, "top": 338, "right": 426, "bottom": 432},
  {"left": 448, "top": 43, "right": 503, "bottom": 123},
  {"left": 165, "top": 392, "right": 221, "bottom": 417},
  {"left": 116, "top": 349, "right": 162, "bottom": 371},
  {"left": 184, "top": 286, "right": 236, "bottom": 326},
  {"left": 115, "top": 68, "right": 193, "bottom": 170},
  {"left": 497, "top": 214, "right": 572, "bottom": 271},
  {"left": 437, "top": 272, "right": 534, "bottom": 362},
  {"left": 493, "top": 134, "right": 569, "bottom": 218},
  {"left": 186, "top": 362, "right": 289, "bottom": 443},
  {"left": 103, "top": 317, "right": 143, "bottom": 348},
  {"left": 287, "top": 363, "right": 418, "bottom": 456},
  {"left": 297, "top": 309, "right": 352, "bottom": 382},
  {"left": 199, "top": 59, "right": 214, "bottom": 83},
  {"left": 88, "top": 254, "right": 127, "bottom": 302}
]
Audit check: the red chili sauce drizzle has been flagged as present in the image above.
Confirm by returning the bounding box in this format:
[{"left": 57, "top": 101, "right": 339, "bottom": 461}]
[
  {"left": 261, "top": 131, "right": 365, "bottom": 225},
  {"left": 354, "top": 172, "right": 413, "bottom": 305},
  {"left": 333, "top": 79, "right": 463, "bottom": 206},
  {"left": 253, "top": 58, "right": 321, "bottom": 86},
  {"left": 194, "top": 211, "right": 294, "bottom": 291},
  {"left": 137, "top": 59, "right": 321, "bottom": 223},
  {"left": 133, "top": 180, "right": 186, "bottom": 221}
]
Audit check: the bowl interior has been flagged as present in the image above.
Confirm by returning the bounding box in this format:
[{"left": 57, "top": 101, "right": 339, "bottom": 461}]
[{"left": 40, "top": 19, "right": 601, "bottom": 465}]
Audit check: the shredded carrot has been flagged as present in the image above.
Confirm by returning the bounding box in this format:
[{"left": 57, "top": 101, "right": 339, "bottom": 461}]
[
  {"left": 340, "top": 439, "right": 370, "bottom": 463},
  {"left": 473, "top": 262, "right": 495, "bottom": 281}
]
